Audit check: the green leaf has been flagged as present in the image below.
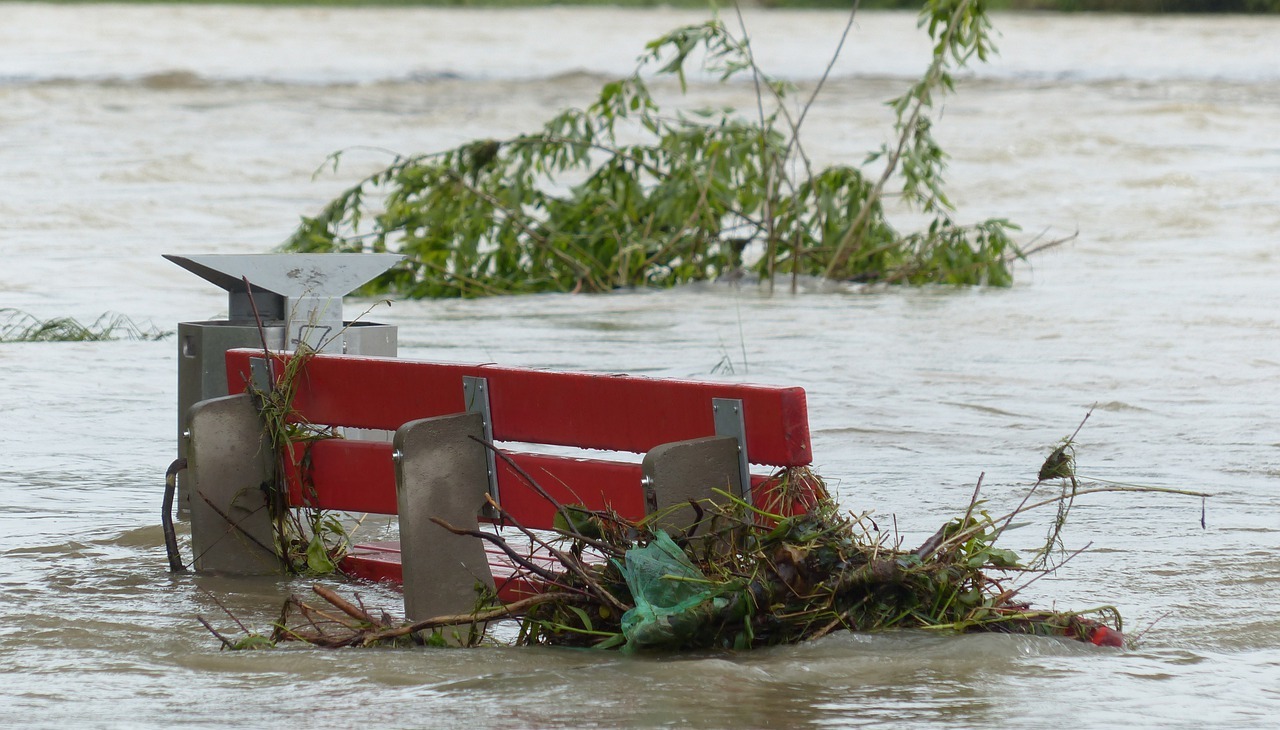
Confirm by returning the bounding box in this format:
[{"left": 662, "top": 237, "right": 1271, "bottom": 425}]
[
  {"left": 567, "top": 605, "right": 595, "bottom": 633},
  {"left": 985, "top": 547, "right": 1022, "bottom": 568},
  {"left": 593, "top": 633, "right": 626, "bottom": 650},
  {"left": 554, "top": 506, "right": 604, "bottom": 539},
  {"left": 305, "top": 534, "right": 337, "bottom": 574},
  {"left": 230, "top": 634, "right": 275, "bottom": 651}
]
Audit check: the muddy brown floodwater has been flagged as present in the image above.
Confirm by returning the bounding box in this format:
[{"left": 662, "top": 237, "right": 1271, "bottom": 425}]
[{"left": 1, "top": 5, "right": 1278, "bottom": 728}]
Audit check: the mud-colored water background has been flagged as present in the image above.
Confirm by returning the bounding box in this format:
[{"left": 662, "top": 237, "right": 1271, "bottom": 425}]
[{"left": 1, "top": 5, "right": 1278, "bottom": 727}]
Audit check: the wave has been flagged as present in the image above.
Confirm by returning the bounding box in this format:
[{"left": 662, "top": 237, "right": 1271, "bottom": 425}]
[
  {"left": 0, "top": 69, "right": 477, "bottom": 91},
  {"left": 5, "top": 67, "right": 1279, "bottom": 95},
  {"left": 3, "top": 9, "right": 1278, "bottom": 90}
]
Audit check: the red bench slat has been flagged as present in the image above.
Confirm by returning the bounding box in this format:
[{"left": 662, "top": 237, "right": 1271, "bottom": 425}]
[
  {"left": 226, "top": 349, "right": 811, "bottom": 467},
  {"left": 282, "top": 439, "right": 781, "bottom": 524},
  {"left": 489, "top": 451, "right": 649, "bottom": 526},
  {"left": 283, "top": 440, "right": 398, "bottom": 514},
  {"left": 341, "top": 541, "right": 551, "bottom": 600},
  {"left": 282, "top": 440, "right": 648, "bottom": 524}
]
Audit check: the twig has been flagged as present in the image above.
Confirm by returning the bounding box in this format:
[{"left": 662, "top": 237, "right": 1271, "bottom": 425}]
[
  {"left": 242, "top": 276, "right": 273, "bottom": 363},
  {"left": 1017, "top": 230, "right": 1077, "bottom": 258},
  {"left": 960, "top": 472, "right": 985, "bottom": 531},
  {"left": 191, "top": 491, "right": 276, "bottom": 561},
  {"left": 196, "top": 616, "right": 235, "bottom": 650},
  {"left": 824, "top": 0, "right": 978, "bottom": 278},
  {"left": 808, "top": 594, "right": 876, "bottom": 642},
  {"left": 1126, "top": 611, "right": 1172, "bottom": 647},
  {"left": 925, "top": 484, "right": 1210, "bottom": 564},
  {"left": 478, "top": 494, "right": 630, "bottom": 615},
  {"left": 808, "top": 613, "right": 849, "bottom": 642},
  {"left": 292, "top": 599, "right": 365, "bottom": 632},
  {"left": 202, "top": 589, "right": 253, "bottom": 635},
  {"left": 792, "top": 0, "right": 861, "bottom": 145},
  {"left": 913, "top": 521, "right": 949, "bottom": 560},
  {"left": 289, "top": 595, "right": 327, "bottom": 635},
  {"left": 361, "top": 592, "right": 592, "bottom": 644},
  {"left": 731, "top": 6, "right": 779, "bottom": 290},
  {"left": 996, "top": 407, "right": 1093, "bottom": 541},
  {"left": 470, "top": 436, "right": 566, "bottom": 516},
  {"left": 430, "top": 516, "right": 563, "bottom": 583},
  {"left": 994, "top": 541, "right": 1092, "bottom": 605},
  {"left": 469, "top": 437, "right": 626, "bottom": 558},
  {"left": 1067, "top": 406, "right": 1094, "bottom": 444}
]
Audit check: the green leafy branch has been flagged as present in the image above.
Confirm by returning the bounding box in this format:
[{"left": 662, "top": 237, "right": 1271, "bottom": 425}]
[{"left": 285, "top": 2, "right": 1054, "bottom": 297}]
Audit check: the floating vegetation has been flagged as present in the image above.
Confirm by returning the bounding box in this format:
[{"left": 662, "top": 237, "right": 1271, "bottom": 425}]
[
  {"left": 203, "top": 419, "right": 1208, "bottom": 653},
  {"left": 0, "top": 308, "right": 169, "bottom": 343},
  {"left": 284, "top": 1, "right": 1071, "bottom": 297}
]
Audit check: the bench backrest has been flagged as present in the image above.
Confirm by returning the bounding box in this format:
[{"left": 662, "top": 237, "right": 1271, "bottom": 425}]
[{"left": 224, "top": 348, "right": 812, "bottom": 528}]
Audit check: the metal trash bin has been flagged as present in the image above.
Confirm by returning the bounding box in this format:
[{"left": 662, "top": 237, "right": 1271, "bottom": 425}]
[{"left": 166, "top": 253, "right": 403, "bottom": 514}]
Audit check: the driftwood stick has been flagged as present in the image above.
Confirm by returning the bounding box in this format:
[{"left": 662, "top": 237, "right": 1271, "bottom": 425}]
[
  {"left": 313, "top": 583, "right": 382, "bottom": 627},
  {"left": 430, "top": 516, "right": 563, "bottom": 583},
  {"left": 361, "top": 591, "right": 591, "bottom": 644}
]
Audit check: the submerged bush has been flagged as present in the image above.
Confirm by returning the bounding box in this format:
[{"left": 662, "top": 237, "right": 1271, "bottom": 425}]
[{"left": 285, "top": 0, "right": 1037, "bottom": 297}]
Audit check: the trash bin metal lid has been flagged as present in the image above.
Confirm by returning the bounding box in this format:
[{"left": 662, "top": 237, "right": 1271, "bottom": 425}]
[{"left": 163, "top": 253, "right": 404, "bottom": 298}]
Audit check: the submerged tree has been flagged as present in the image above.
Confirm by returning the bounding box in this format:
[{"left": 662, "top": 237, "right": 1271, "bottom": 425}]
[{"left": 284, "top": 0, "right": 1040, "bottom": 297}]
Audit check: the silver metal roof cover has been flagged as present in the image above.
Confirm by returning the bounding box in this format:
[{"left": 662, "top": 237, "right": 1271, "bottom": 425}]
[{"left": 163, "top": 253, "right": 404, "bottom": 298}]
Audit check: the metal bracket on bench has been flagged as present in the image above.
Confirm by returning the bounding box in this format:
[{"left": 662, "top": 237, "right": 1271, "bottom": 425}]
[
  {"left": 463, "top": 376, "right": 500, "bottom": 517},
  {"left": 249, "top": 355, "right": 274, "bottom": 395},
  {"left": 712, "top": 398, "right": 752, "bottom": 506}
]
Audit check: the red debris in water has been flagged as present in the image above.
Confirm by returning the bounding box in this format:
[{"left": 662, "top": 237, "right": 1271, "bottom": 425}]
[{"left": 1088, "top": 625, "right": 1125, "bottom": 647}]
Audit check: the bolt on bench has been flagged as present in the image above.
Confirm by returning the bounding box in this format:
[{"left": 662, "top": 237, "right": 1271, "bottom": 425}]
[{"left": 183, "top": 347, "right": 818, "bottom": 624}]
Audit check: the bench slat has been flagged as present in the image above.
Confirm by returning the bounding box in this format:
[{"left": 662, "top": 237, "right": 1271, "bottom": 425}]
[
  {"left": 341, "top": 541, "right": 548, "bottom": 600},
  {"left": 282, "top": 440, "right": 649, "bottom": 525},
  {"left": 226, "top": 349, "right": 811, "bottom": 467}
]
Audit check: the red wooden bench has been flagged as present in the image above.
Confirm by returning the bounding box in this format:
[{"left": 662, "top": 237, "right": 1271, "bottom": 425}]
[{"left": 185, "top": 348, "right": 815, "bottom": 626}]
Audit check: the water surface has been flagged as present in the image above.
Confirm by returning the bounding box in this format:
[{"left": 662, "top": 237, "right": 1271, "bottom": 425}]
[{"left": 1, "top": 5, "right": 1277, "bottom": 728}]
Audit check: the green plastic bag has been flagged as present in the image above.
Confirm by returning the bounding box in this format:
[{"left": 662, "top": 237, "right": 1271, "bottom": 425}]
[{"left": 617, "top": 530, "right": 720, "bottom": 651}]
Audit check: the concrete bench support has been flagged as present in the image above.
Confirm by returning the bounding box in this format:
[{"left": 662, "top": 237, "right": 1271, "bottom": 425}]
[
  {"left": 394, "top": 412, "right": 495, "bottom": 635},
  {"left": 186, "top": 393, "right": 278, "bottom": 574},
  {"left": 642, "top": 435, "right": 744, "bottom": 537}
]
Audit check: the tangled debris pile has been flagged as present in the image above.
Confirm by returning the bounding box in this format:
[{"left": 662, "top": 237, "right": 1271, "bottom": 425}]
[{"left": 200, "top": 422, "right": 1209, "bottom": 653}]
